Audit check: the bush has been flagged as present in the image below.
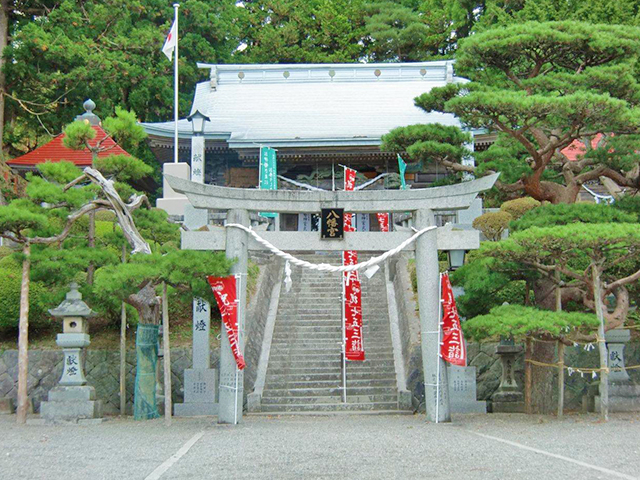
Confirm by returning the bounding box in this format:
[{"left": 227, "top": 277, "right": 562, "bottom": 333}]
[
  {"left": 500, "top": 197, "right": 541, "bottom": 220},
  {"left": 472, "top": 211, "right": 512, "bottom": 241},
  {"left": 0, "top": 266, "right": 50, "bottom": 333},
  {"left": 510, "top": 203, "right": 636, "bottom": 231}
]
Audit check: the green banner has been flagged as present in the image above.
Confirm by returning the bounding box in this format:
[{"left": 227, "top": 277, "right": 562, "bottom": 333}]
[
  {"left": 398, "top": 154, "right": 408, "bottom": 190},
  {"left": 259, "top": 146, "right": 277, "bottom": 218}
]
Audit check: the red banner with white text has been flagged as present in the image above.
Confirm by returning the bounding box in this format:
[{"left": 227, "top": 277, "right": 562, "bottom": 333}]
[
  {"left": 207, "top": 275, "right": 246, "bottom": 370},
  {"left": 440, "top": 272, "right": 466, "bottom": 366},
  {"left": 343, "top": 167, "right": 365, "bottom": 361},
  {"left": 376, "top": 213, "right": 389, "bottom": 232}
]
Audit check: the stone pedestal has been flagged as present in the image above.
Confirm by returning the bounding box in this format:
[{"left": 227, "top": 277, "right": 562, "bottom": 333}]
[
  {"left": 40, "top": 386, "right": 102, "bottom": 424},
  {"left": 491, "top": 344, "right": 524, "bottom": 413},
  {"left": 594, "top": 329, "right": 640, "bottom": 412},
  {"left": 174, "top": 369, "right": 218, "bottom": 416},
  {"left": 174, "top": 297, "right": 219, "bottom": 416},
  {"left": 0, "top": 397, "right": 14, "bottom": 414},
  {"left": 39, "top": 332, "right": 102, "bottom": 424},
  {"left": 447, "top": 365, "right": 487, "bottom": 414}
]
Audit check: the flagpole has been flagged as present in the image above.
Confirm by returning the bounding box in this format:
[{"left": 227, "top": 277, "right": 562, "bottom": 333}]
[
  {"left": 173, "top": 3, "right": 179, "bottom": 164},
  {"left": 436, "top": 272, "right": 443, "bottom": 424}
]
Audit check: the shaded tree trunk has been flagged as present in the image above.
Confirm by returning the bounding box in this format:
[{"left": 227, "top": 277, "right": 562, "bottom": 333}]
[
  {"left": 530, "top": 277, "right": 559, "bottom": 414},
  {"left": 16, "top": 243, "right": 30, "bottom": 424},
  {"left": 0, "top": 0, "right": 8, "bottom": 155},
  {"left": 126, "top": 282, "right": 161, "bottom": 325}
]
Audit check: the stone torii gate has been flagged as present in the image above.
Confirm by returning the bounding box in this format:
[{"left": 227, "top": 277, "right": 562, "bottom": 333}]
[{"left": 166, "top": 173, "right": 498, "bottom": 424}]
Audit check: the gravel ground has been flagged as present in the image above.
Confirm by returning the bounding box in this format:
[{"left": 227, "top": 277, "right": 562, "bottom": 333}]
[{"left": 1, "top": 412, "right": 639, "bottom": 480}]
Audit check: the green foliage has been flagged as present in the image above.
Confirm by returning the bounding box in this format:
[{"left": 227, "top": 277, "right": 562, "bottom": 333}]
[
  {"left": 451, "top": 252, "right": 528, "bottom": 318},
  {"left": 397, "top": 21, "right": 640, "bottom": 202},
  {"left": 62, "top": 121, "right": 96, "bottom": 151},
  {"left": 364, "top": 1, "right": 451, "bottom": 61},
  {"left": 101, "top": 107, "right": 147, "bottom": 153},
  {"left": 462, "top": 304, "right": 599, "bottom": 341},
  {"left": 239, "top": 0, "right": 368, "bottom": 63},
  {"left": 500, "top": 197, "right": 540, "bottom": 220},
  {"left": 94, "top": 155, "right": 153, "bottom": 183},
  {"left": 510, "top": 203, "right": 636, "bottom": 231},
  {"left": 0, "top": 265, "right": 50, "bottom": 333},
  {"left": 472, "top": 211, "right": 512, "bottom": 241},
  {"left": 93, "top": 250, "right": 233, "bottom": 321},
  {"left": 5, "top": 0, "right": 242, "bottom": 155},
  {"left": 613, "top": 195, "right": 640, "bottom": 220},
  {"left": 381, "top": 123, "right": 472, "bottom": 173}
]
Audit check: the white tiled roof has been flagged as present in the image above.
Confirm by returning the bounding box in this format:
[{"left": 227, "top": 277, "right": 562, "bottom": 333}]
[{"left": 143, "top": 62, "right": 465, "bottom": 148}]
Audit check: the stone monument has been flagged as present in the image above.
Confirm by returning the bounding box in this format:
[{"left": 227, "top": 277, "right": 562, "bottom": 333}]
[
  {"left": 595, "top": 329, "right": 640, "bottom": 412},
  {"left": 39, "top": 284, "right": 102, "bottom": 424},
  {"left": 447, "top": 365, "right": 487, "bottom": 413},
  {"left": 174, "top": 297, "right": 219, "bottom": 416}
]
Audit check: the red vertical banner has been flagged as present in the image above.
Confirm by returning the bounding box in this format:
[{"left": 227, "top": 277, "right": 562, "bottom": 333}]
[
  {"left": 343, "top": 167, "right": 365, "bottom": 361},
  {"left": 440, "top": 272, "right": 466, "bottom": 366},
  {"left": 376, "top": 213, "right": 389, "bottom": 232},
  {"left": 207, "top": 275, "right": 246, "bottom": 370}
]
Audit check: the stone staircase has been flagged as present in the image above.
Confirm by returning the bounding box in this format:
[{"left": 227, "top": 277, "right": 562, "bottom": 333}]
[{"left": 259, "top": 253, "right": 408, "bottom": 414}]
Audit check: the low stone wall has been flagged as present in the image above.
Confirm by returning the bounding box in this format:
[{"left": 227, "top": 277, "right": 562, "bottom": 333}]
[
  {"left": 388, "top": 251, "right": 640, "bottom": 411},
  {"left": 404, "top": 341, "right": 640, "bottom": 411},
  {"left": 243, "top": 253, "right": 281, "bottom": 394},
  {"left": 0, "top": 347, "right": 220, "bottom": 415}
]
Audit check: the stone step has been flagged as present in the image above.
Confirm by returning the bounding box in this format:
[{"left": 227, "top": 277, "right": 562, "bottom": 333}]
[
  {"left": 267, "top": 369, "right": 397, "bottom": 378},
  {"left": 270, "top": 346, "right": 393, "bottom": 354},
  {"left": 265, "top": 372, "right": 397, "bottom": 382},
  {"left": 264, "top": 380, "right": 397, "bottom": 390},
  {"left": 259, "top": 402, "right": 401, "bottom": 413},
  {"left": 267, "top": 358, "right": 395, "bottom": 368},
  {"left": 269, "top": 351, "right": 394, "bottom": 360},
  {"left": 261, "top": 394, "right": 399, "bottom": 405},
  {"left": 262, "top": 386, "right": 398, "bottom": 397}
]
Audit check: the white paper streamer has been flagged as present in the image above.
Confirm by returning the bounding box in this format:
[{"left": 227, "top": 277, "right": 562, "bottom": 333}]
[{"left": 284, "top": 260, "right": 292, "bottom": 293}]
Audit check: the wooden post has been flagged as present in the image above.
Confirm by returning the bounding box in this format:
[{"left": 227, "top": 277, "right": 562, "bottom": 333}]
[
  {"left": 524, "top": 336, "right": 532, "bottom": 415},
  {"left": 162, "top": 282, "right": 172, "bottom": 425},
  {"left": 592, "top": 263, "right": 609, "bottom": 422},
  {"left": 555, "top": 269, "right": 564, "bottom": 417},
  {"left": 557, "top": 341, "right": 565, "bottom": 417},
  {"left": 16, "top": 243, "right": 30, "bottom": 424},
  {"left": 119, "top": 244, "right": 127, "bottom": 416}
]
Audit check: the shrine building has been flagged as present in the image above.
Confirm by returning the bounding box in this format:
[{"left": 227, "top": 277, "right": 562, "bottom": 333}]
[{"left": 143, "top": 61, "right": 494, "bottom": 226}]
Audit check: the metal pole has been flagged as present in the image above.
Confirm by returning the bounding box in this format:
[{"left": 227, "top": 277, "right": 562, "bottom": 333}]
[
  {"left": 119, "top": 244, "right": 127, "bottom": 416},
  {"left": 173, "top": 3, "right": 179, "bottom": 163},
  {"left": 234, "top": 273, "right": 241, "bottom": 425},
  {"left": 162, "top": 282, "right": 172, "bottom": 426},
  {"left": 342, "top": 258, "right": 347, "bottom": 404},
  {"left": 435, "top": 272, "right": 442, "bottom": 424}
]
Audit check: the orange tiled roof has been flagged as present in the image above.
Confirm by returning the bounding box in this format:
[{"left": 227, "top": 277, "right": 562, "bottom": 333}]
[
  {"left": 560, "top": 133, "right": 605, "bottom": 162},
  {"left": 7, "top": 125, "right": 130, "bottom": 167}
]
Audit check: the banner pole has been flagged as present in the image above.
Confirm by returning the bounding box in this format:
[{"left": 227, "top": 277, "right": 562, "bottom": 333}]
[
  {"left": 341, "top": 256, "right": 347, "bottom": 404},
  {"left": 435, "top": 273, "right": 443, "bottom": 424},
  {"left": 172, "top": 3, "right": 179, "bottom": 164},
  {"left": 234, "top": 273, "right": 241, "bottom": 425}
]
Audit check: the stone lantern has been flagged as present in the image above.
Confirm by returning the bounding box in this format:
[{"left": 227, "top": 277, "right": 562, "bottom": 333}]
[{"left": 40, "top": 283, "right": 102, "bottom": 423}]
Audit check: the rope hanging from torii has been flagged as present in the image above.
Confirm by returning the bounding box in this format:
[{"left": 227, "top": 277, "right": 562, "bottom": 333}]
[{"left": 225, "top": 223, "right": 437, "bottom": 288}]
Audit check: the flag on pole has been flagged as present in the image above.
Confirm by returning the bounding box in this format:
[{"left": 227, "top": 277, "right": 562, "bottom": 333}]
[
  {"left": 397, "top": 154, "right": 408, "bottom": 190},
  {"left": 440, "top": 272, "right": 466, "bottom": 366},
  {"left": 259, "top": 146, "right": 278, "bottom": 218},
  {"left": 343, "top": 166, "right": 365, "bottom": 361},
  {"left": 162, "top": 20, "right": 177, "bottom": 60},
  {"left": 207, "top": 275, "right": 245, "bottom": 370}
]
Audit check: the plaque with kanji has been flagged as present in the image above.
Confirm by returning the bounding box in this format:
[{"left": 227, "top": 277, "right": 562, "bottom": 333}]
[{"left": 321, "top": 208, "right": 344, "bottom": 239}]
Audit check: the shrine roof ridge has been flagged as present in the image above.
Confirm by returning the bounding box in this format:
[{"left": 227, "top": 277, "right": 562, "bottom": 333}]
[{"left": 197, "top": 61, "right": 462, "bottom": 86}]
